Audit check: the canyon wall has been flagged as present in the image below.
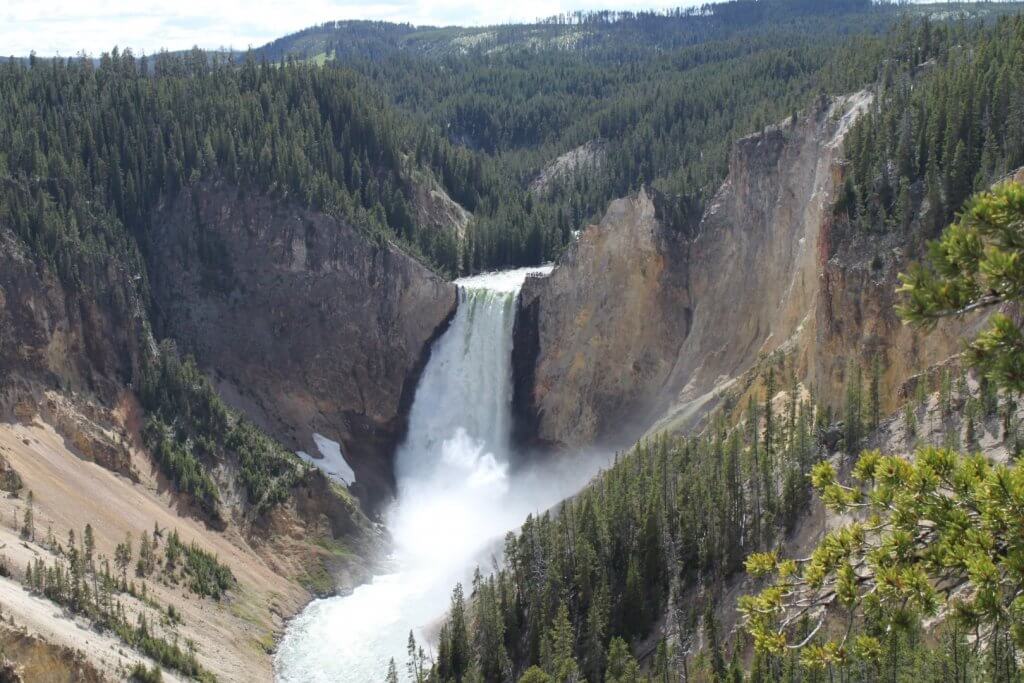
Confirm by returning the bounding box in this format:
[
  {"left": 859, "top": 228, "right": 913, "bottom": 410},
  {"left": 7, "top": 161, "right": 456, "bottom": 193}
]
[
  {"left": 514, "top": 93, "right": 990, "bottom": 451},
  {"left": 148, "top": 182, "right": 457, "bottom": 503}
]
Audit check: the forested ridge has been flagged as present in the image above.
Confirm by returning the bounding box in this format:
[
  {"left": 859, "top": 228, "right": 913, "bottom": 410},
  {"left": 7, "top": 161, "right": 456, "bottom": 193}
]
[
  {"left": 263, "top": 1, "right": 1024, "bottom": 270},
  {"left": 838, "top": 11, "right": 1024, "bottom": 239},
  {"left": 0, "top": 49, "right": 486, "bottom": 280},
  {"left": 4, "top": 1, "right": 1021, "bottom": 285},
  {"left": 0, "top": 49, "right": 411, "bottom": 525},
  {"left": 5, "top": 1, "right": 1007, "bottom": 519}
]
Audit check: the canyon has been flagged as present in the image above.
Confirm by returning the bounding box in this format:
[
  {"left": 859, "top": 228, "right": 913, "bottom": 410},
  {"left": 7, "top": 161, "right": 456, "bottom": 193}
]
[{"left": 1, "top": 31, "right": 1021, "bottom": 680}]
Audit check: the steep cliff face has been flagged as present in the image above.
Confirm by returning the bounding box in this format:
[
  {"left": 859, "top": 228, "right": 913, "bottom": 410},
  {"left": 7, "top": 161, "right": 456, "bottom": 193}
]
[
  {"left": 148, "top": 183, "right": 457, "bottom": 503},
  {"left": 514, "top": 92, "right": 988, "bottom": 450},
  {"left": 806, "top": 166, "right": 1024, "bottom": 409},
  {"left": 514, "top": 187, "right": 690, "bottom": 449},
  {"left": 0, "top": 226, "right": 146, "bottom": 405}
]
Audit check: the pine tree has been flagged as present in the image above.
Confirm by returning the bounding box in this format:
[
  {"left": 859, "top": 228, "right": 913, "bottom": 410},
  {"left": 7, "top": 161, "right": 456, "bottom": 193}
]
[
  {"left": 138, "top": 531, "right": 154, "bottom": 577},
  {"left": 904, "top": 402, "right": 917, "bottom": 446},
  {"left": 542, "top": 604, "right": 579, "bottom": 683},
  {"left": 867, "top": 356, "right": 882, "bottom": 431},
  {"left": 406, "top": 631, "right": 428, "bottom": 683},
  {"left": 703, "top": 599, "right": 725, "bottom": 680},
  {"left": 440, "top": 583, "right": 470, "bottom": 682},
  {"left": 21, "top": 490, "right": 34, "bottom": 541},
  {"left": 764, "top": 368, "right": 776, "bottom": 465},
  {"left": 114, "top": 533, "right": 133, "bottom": 586},
  {"left": 83, "top": 524, "right": 95, "bottom": 572},
  {"left": 899, "top": 182, "right": 1024, "bottom": 393},
  {"left": 518, "top": 667, "right": 553, "bottom": 683},
  {"left": 605, "top": 637, "right": 640, "bottom": 683},
  {"left": 844, "top": 361, "right": 863, "bottom": 458},
  {"left": 384, "top": 658, "right": 398, "bottom": 683},
  {"left": 742, "top": 447, "right": 1024, "bottom": 672}
]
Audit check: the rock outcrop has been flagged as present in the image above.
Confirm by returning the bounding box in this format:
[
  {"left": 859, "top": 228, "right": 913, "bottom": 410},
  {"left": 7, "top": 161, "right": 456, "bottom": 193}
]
[
  {"left": 148, "top": 183, "right": 457, "bottom": 504},
  {"left": 529, "top": 141, "right": 607, "bottom": 197},
  {"left": 513, "top": 186, "right": 690, "bottom": 450},
  {"left": 0, "top": 224, "right": 147, "bottom": 405},
  {"left": 513, "top": 92, "right": 990, "bottom": 450},
  {"left": 413, "top": 171, "right": 472, "bottom": 241}
]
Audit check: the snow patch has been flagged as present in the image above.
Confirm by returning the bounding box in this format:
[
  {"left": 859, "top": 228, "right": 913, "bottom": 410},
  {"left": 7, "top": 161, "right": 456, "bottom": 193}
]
[{"left": 297, "top": 433, "right": 356, "bottom": 486}]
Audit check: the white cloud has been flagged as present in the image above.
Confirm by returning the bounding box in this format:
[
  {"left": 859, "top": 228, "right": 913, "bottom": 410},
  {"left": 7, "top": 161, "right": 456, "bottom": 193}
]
[{"left": 3, "top": 0, "right": 703, "bottom": 57}]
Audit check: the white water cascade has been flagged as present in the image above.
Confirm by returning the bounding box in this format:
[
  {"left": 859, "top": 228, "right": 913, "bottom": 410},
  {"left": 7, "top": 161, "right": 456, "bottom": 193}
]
[{"left": 275, "top": 265, "right": 606, "bottom": 682}]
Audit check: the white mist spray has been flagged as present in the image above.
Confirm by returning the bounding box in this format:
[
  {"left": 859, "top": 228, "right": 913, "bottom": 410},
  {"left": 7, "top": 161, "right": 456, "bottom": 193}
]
[{"left": 275, "top": 266, "right": 608, "bottom": 682}]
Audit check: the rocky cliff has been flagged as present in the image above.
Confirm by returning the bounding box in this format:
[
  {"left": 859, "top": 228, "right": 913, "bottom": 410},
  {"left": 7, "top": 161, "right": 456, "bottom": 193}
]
[
  {"left": 513, "top": 92, "right": 990, "bottom": 451},
  {"left": 0, "top": 222, "right": 147, "bottom": 406},
  {"left": 148, "top": 182, "right": 457, "bottom": 504}
]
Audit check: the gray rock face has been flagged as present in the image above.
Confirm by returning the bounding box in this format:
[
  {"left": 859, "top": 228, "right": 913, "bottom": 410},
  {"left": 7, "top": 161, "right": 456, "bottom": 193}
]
[
  {"left": 513, "top": 92, "right": 986, "bottom": 451},
  {"left": 148, "top": 183, "right": 456, "bottom": 504}
]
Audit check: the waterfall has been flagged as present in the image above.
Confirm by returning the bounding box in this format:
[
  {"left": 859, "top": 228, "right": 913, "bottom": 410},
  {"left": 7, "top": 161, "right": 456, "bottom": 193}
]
[
  {"left": 396, "top": 284, "right": 520, "bottom": 494},
  {"left": 389, "top": 284, "right": 519, "bottom": 572},
  {"left": 275, "top": 266, "right": 559, "bottom": 683}
]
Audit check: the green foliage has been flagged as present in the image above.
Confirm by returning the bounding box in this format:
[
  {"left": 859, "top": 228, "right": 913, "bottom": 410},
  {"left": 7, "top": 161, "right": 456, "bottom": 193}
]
[
  {"left": 540, "top": 604, "right": 579, "bottom": 682},
  {"left": 516, "top": 667, "right": 551, "bottom": 683},
  {"left": 278, "top": 4, "right": 1006, "bottom": 274},
  {"left": 385, "top": 659, "right": 399, "bottom": 683},
  {"left": 838, "top": 15, "right": 1024, "bottom": 236},
  {"left": 20, "top": 524, "right": 213, "bottom": 681},
  {"left": 437, "top": 583, "right": 470, "bottom": 682},
  {"left": 141, "top": 418, "right": 220, "bottom": 518},
  {"left": 604, "top": 637, "right": 640, "bottom": 683},
  {"left": 741, "top": 446, "right": 1024, "bottom": 679},
  {"left": 358, "top": 14, "right": 899, "bottom": 260},
  {"left": 0, "top": 48, "right": 481, "bottom": 276},
  {"left": 138, "top": 341, "right": 307, "bottom": 516},
  {"left": 899, "top": 182, "right": 1024, "bottom": 392},
  {"left": 129, "top": 663, "right": 163, "bottom": 683},
  {"left": 164, "top": 530, "right": 235, "bottom": 600},
  {"left": 116, "top": 615, "right": 213, "bottom": 682}
]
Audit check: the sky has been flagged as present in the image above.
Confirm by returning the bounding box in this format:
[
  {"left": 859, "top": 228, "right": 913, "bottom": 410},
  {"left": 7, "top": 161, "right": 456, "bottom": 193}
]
[{"left": 3, "top": 0, "right": 706, "bottom": 57}]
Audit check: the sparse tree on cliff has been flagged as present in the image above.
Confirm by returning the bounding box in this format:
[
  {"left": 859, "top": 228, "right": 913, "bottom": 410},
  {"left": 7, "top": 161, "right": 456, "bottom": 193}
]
[
  {"left": 114, "top": 533, "right": 133, "bottom": 586},
  {"left": 20, "top": 490, "right": 34, "bottom": 541}
]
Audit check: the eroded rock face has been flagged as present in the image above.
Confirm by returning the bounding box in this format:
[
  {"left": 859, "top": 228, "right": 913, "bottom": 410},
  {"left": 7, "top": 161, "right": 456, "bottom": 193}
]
[
  {"left": 514, "top": 188, "right": 690, "bottom": 450},
  {"left": 0, "top": 228, "right": 145, "bottom": 405},
  {"left": 148, "top": 183, "right": 457, "bottom": 503},
  {"left": 529, "top": 141, "right": 607, "bottom": 198},
  {"left": 413, "top": 173, "right": 472, "bottom": 241},
  {"left": 514, "top": 92, "right": 987, "bottom": 450}
]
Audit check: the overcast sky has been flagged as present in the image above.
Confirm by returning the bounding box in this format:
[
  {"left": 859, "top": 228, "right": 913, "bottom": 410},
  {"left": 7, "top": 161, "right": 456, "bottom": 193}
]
[{"left": 4, "top": 0, "right": 708, "bottom": 57}]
